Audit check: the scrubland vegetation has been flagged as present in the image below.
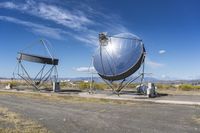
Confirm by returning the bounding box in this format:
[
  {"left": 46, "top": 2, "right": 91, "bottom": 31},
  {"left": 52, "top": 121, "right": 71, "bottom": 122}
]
[
  {"left": 1, "top": 80, "right": 200, "bottom": 92},
  {"left": 157, "top": 83, "right": 200, "bottom": 91},
  {"left": 74, "top": 82, "right": 200, "bottom": 91}
]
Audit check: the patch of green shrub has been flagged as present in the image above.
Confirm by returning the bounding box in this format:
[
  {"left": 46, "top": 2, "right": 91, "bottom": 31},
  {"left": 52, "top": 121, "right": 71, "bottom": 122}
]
[
  {"left": 178, "top": 84, "right": 195, "bottom": 91},
  {"left": 79, "top": 82, "right": 90, "bottom": 90},
  {"left": 156, "top": 84, "right": 175, "bottom": 90},
  {"left": 194, "top": 85, "right": 200, "bottom": 90},
  {"left": 93, "top": 83, "right": 106, "bottom": 90}
]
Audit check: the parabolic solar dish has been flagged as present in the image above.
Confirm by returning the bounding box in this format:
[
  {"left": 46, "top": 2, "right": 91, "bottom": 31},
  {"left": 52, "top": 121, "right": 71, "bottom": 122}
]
[
  {"left": 13, "top": 39, "right": 59, "bottom": 90},
  {"left": 93, "top": 33, "right": 145, "bottom": 81}
]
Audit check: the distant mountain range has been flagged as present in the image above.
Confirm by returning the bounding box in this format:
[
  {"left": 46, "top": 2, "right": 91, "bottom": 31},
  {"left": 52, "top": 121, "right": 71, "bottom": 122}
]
[
  {"left": 1, "top": 76, "right": 200, "bottom": 84},
  {"left": 59, "top": 77, "right": 103, "bottom": 82},
  {"left": 59, "top": 77, "right": 200, "bottom": 84}
]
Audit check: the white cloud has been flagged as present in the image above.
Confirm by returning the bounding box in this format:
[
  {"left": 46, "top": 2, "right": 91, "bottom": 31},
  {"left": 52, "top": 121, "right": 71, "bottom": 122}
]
[
  {"left": 0, "top": 2, "right": 17, "bottom": 8},
  {"left": 74, "top": 67, "right": 96, "bottom": 73},
  {"left": 0, "top": 1, "right": 93, "bottom": 30},
  {"left": 0, "top": 16, "right": 68, "bottom": 40},
  {"left": 0, "top": 1, "right": 131, "bottom": 46},
  {"left": 72, "top": 32, "right": 99, "bottom": 46},
  {"left": 146, "top": 59, "right": 164, "bottom": 68},
  {"left": 159, "top": 50, "right": 166, "bottom": 54},
  {"left": 0, "top": 15, "right": 99, "bottom": 44}
]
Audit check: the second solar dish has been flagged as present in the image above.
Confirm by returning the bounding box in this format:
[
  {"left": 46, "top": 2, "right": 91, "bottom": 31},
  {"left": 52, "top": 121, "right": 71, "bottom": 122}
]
[{"left": 93, "top": 33, "right": 145, "bottom": 81}]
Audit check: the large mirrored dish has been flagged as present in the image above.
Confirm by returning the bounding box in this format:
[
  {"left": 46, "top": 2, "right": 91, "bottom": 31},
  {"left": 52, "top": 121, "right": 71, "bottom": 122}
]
[{"left": 93, "top": 33, "right": 145, "bottom": 81}]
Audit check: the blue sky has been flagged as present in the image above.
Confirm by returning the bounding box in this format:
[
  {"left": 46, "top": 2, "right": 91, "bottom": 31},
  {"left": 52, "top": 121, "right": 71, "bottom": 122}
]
[{"left": 0, "top": 0, "right": 199, "bottom": 80}]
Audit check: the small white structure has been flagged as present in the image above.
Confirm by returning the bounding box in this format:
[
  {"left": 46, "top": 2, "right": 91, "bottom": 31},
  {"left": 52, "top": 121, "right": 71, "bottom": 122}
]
[
  {"left": 53, "top": 81, "right": 60, "bottom": 92},
  {"left": 69, "top": 82, "right": 77, "bottom": 88},
  {"left": 84, "top": 80, "right": 89, "bottom": 83},
  {"left": 5, "top": 83, "right": 12, "bottom": 89},
  {"left": 147, "top": 83, "right": 157, "bottom": 98}
]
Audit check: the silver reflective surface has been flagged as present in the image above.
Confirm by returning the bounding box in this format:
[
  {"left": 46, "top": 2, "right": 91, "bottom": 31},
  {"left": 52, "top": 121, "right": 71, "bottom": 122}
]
[
  {"left": 18, "top": 52, "right": 59, "bottom": 65},
  {"left": 93, "top": 33, "right": 145, "bottom": 80}
]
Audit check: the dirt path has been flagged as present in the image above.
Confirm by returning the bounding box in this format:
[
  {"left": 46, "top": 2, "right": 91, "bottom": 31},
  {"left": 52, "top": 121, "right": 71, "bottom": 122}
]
[{"left": 0, "top": 94, "right": 199, "bottom": 133}]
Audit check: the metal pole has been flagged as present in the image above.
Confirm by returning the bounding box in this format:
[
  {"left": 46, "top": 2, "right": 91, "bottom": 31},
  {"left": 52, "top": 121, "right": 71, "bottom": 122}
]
[{"left": 40, "top": 39, "right": 54, "bottom": 60}]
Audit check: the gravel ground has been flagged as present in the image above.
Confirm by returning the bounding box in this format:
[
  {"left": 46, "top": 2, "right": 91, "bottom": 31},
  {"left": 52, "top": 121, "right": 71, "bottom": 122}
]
[{"left": 0, "top": 94, "right": 199, "bottom": 133}]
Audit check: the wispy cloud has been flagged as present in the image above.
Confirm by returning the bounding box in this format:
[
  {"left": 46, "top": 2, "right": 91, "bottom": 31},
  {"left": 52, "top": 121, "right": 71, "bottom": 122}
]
[
  {"left": 159, "top": 50, "right": 166, "bottom": 54},
  {"left": 0, "top": 1, "right": 93, "bottom": 30},
  {"left": 0, "top": 16, "right": 69, "bottom": 40},
  {"left": 0, "top": 0, "right": 130, "bottom": 46},
  {"left": 74, "top": 67, "right": 96, "bottom": 73},
  {"left": 0, "top": 1, "right": 17, "bottom": 8},
  {"left": 146, "top": 59, "right": 164, "bottom": 68}
]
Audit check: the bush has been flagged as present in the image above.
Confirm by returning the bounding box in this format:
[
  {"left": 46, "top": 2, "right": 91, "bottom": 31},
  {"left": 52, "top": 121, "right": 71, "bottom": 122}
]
[
  {"left": 156, "top": 84, "right": 174, "bottom": 90},
  {"left": 60, "top": 82, "right": 72, "bottom": 88},
  {"left": 93, "top": 83, "right": 104, "bottom": 90},
  {"left": 195, "top": 86, "right": 200, "bottom": 91},
  {"left": 178, "top": 84, "right": 195, "bottom": 91},
  {"left": 194, "top": 85, "right": 200, "bottom": 90},
  {"left": 79, "top": 82, "right": 90, "bottom": 90}
]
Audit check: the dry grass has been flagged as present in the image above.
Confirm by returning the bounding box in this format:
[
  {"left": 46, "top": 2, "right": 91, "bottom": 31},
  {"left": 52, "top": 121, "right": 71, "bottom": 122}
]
[
  {"left": 0, "top": 107, "right": 50, "bottom": 133},
  {"left": 0, "top": 91, "right": 136, "bottom": 105},
  {"left": 192, "top": 115, "right": 200, "bottom": 125},
  {"left": 157, "top": 89, "right": 200, "bottom": 95}
]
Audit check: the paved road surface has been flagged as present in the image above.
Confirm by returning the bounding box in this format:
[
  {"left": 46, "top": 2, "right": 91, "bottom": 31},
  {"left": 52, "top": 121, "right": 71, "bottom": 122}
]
[{"left": 0, "top": 94, "right": 199, "bottom": 133}]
